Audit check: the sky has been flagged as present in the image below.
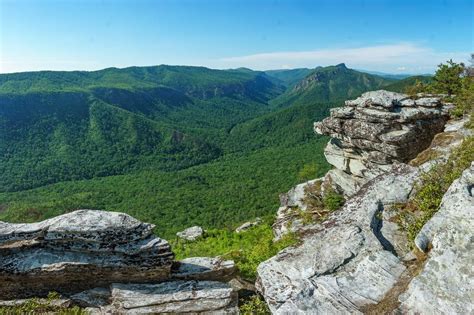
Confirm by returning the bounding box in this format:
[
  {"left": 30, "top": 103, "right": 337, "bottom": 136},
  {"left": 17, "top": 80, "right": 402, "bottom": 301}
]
[{"left": 0, "top": 0, "right": 472, "bottom": 74}]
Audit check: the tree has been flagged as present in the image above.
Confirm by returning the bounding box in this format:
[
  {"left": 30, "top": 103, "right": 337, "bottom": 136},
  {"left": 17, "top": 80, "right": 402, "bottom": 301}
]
[{"left": 431, "top": 59, "right": 465, "bottom": 96}]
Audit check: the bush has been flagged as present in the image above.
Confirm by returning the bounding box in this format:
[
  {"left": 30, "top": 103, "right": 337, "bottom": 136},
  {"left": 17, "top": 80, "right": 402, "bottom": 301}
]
[
  {"left": 240, "top": 295, "right": 271, "bottom": 315},
  {"left": 431, "top": 59, "right": 465, "bottom": 96},
  {"left": 322, "top": 189, "right": 345, "bottom": 211}
]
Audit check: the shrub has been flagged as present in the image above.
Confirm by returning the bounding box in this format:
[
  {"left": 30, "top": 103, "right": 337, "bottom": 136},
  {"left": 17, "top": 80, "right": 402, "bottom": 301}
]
[
  {"left": 322, "top": 189, "right": 345, "bottom": 211},
  {"left": 240, "top": 295, "right": 271, "bottom": 315}
]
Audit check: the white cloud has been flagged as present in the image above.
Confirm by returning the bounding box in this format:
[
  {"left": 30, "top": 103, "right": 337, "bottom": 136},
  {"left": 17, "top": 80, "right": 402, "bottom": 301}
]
[
  {"left": 397, "top": 66, "right": 407, "bottom": 71},
  {"left": 210, "top": 43, "right": 470, "bottom": 73}
]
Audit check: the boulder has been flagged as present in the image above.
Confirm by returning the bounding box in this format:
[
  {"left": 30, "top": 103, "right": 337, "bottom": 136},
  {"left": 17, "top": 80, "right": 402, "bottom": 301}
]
[
  {"left": 257, "top": 164, "right": 419, "bottom": 314},
  {"left": 0, "top": 210, "right": 174, "bottom": 299},
  {"left": 110, "top": 281, "right": 238, "bottom": 314},
  {"left": 235, "top": 217, "right": 262, "bottom": 233},
  {"left": 176, "top": 226, "right": 204, "bottom": 241},
  {"left": 398, "top": 163, "right": 474, "bottom": 314}
]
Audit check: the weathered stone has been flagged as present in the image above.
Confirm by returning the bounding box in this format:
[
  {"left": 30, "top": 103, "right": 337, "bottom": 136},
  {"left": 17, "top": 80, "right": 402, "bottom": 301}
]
[
  {"left": 171, "top": 257, "right": 236, "bottom": 281},
  {"left": 399, "top": 163, "right": 474, "bottom": 314},
  {"left": 314, "top": 90, "right": 448, "bottom": 197},
  {"left": 258, "top": 164, "right": 419, "bottom": 314},
  {"left": 344, "top": 90, "right": 407, "bottom": 108},
  {"left": 235, "top": 217, "right": 262, "bottom": 233},
  {"left": 176, "top": 226, "right": 204, "bottom": 241},
  {"left": 70, "top": 287, "right": 111, "bottom": 308},
  {"left": 110, "top": 281, "right": 238, "bottom": 314},
  {"left": 0, "top": 210, "right": 174, "bottom": 299}
]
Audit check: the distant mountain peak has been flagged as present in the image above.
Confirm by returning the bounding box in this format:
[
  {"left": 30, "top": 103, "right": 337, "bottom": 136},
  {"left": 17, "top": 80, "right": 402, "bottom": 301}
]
[{"left": 335, "top": 63, "right": 347, "bottom": 69}]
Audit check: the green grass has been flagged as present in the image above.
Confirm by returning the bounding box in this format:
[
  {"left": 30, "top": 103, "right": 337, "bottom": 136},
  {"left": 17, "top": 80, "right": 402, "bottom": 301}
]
[{"left": 172, "top": 219, "right": 298, "bottom": 280}]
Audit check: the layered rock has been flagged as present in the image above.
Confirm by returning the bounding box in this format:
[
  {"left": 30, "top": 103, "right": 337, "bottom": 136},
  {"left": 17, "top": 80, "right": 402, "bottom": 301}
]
[
  {"left": 314, "top": 90, "right": 449, "bottom": 196},
  {"left": 171, "top": 257, "right": 237, "bottom": 281},
  {"left": 0, "top": 210, "right": 241, "bottom": 313},
  {"left": 399, "top": 163, "right": 474, "bottom": 314},
  {"left": 0, "top": 210, "right": 174, "bottom": 299},
  {"left": 257, "top": 164, "right": 419, "bottom": 313}
]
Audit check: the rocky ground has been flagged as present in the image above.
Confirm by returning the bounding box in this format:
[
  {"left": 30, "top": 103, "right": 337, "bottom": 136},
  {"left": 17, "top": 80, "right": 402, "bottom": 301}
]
[{"left": 257, "top": 90, "right": 473, "bottom": 314}]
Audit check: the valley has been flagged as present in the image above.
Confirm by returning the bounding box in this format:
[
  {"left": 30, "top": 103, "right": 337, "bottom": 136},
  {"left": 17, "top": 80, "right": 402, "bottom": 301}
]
[{"left": 0, "top": 64, "right": 424, "bottom": 238}]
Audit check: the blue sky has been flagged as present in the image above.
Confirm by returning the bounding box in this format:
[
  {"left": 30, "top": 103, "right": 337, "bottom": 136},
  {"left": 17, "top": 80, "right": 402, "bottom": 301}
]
[{"left": 0, "top": 0, "right": 472, "bottom": 73}]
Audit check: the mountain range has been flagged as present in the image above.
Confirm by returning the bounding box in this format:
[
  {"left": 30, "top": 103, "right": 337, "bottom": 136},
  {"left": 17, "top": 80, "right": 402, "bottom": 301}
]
[{"left": 0, "top": 64, "right": 428, "bottom": 237}]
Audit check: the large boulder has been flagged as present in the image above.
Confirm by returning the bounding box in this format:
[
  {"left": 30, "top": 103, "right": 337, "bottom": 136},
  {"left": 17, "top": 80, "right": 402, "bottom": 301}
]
[
  {"left": 0, "top": 210, "right": 174, "bottom": 299},
  {"left": 398, "top": 163, "right": 474, "bottom": 314},
  {"left": 314, "top": 90, "right": 449, "bottom": 196}
]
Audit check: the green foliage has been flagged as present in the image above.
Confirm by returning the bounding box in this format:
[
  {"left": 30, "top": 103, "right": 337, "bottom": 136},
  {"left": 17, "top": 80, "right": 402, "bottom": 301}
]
[
  {"left": 0, "top": 64, "right": 405, "bottom": 238},
  {"left": 322, "top": 189, "right": 345, "bottom": 211},
  {"left": 0, "top": 140, "right": 330, "bottom": 239},
  {"left": 431, "top": 59, "right": 465, "bottom": 96},
  {"left": 240, "top": 295, "right": 271, "bottom": 315},
  {"left": 397, "top": 136, "right": 474, "bottom": 246},
  {"left": 384, "top": 75, "right": 433, "bottom": 93},
  {"left": 172, "top": 220, "right": 298, "bottom": 280},
  {"left": 265, "top": 68, "right": 313, "bottom": 88},
  {"left": 298, "top": 163, "right": 319, "bottom": 182},
  {"left": 451, "top": 76, "right": 474, "bottom": 118}
]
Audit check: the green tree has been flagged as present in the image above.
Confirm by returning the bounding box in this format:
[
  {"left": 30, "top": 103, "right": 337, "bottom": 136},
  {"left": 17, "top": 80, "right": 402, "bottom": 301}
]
[
  {"left": 431, "top": 59, "right": 465, "bottom": 96},
  {"left": 298, "top": 163, "right": 319, "bottom": 182}
]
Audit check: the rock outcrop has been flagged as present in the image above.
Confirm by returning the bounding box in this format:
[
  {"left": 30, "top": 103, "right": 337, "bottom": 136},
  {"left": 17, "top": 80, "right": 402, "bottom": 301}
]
[
  {"left": 314, "top": 90, "right": 449, "bottom": 196},
  {"left": 0, "top": 210, "right": 174, "bottom": 299},
  {"left": 0, "top": 210, "right": 240, "bottom": 314},
  {"left": 258, "top": 91, "right": 473, "bottom": 314},
  {"left": 257, "top": 164, "right": 419, "bottom": 313},
  {"left": 399, "top": 163, "right": 474, "bottom": 314},
  {"left": 273, "top": 91, "right": 452, "bottom": 240}
]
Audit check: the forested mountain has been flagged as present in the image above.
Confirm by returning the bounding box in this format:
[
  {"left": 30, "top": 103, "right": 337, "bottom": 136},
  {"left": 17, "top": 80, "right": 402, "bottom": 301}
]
[
  {"left": 264, "top": 68, "right": 313, "bottom": 87},
  {"left": 271, "top": 63, "right": 394, "bottom": 108},
  {"left": 0, "top": 64, "right": 406, "bottom": 237}
]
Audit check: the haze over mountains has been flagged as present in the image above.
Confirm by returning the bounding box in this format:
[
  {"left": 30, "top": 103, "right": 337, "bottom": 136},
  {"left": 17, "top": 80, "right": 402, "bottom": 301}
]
[{"left": 0, "top": 64, "right": 429, "bottom": 237}]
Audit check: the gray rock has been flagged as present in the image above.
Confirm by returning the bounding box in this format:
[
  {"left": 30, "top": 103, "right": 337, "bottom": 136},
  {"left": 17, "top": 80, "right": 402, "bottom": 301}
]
[
  {"left": 171, "top": 257, "right": 236, "bottom": 281},
  {"left": 257, "top": 164, "right": 419, "bottom": 314},
  {"left": 344, "top": 90, "right": 407, "bottom": 108},
  {"left": 235, "top": 217, "right": 262, "bottom": 233},
  {"left": 0, "top": 210, "right": 174, "bottom": 299},
  {"left": 70, "top": 287, "right": 111, "bottom": 308},
  {"left": 399, "top": 163, "right": 474, "bottom": 314},
  {"left": 110, "top": 281, "right": 238, "bottom": 314},
  {"left": 176, "top": 226, "right": 204, "bottom": 241}
]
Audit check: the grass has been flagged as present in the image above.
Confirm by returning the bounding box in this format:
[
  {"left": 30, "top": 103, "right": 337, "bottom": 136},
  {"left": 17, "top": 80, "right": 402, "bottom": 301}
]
[{"left": 172, "top": 218, "right": 298, "bottom": 280}]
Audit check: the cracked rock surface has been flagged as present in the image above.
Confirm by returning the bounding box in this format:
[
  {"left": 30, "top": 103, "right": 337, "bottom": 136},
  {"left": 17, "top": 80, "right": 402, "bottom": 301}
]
[
  {"left": 398, "top": 163, "right": 474, "bottom": 314},
  {"left": 314, "top": 90, "right": 449, "bottom": 197},
  {"left": 0, "top": 210, "right": 174, "bottom": 299},
  {"left": 257, "top": 164, "right": 419, "bottom": 314}
]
